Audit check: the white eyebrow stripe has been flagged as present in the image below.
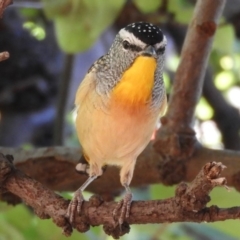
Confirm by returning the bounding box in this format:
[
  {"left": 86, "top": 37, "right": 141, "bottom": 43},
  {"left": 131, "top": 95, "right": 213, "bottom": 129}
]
[
  {"left": 119, "top": 28, "right": 167, "bottom": 49},
  {"left": 155, "top": 35, "right": 167, "bottom": 49},
  {"left": 119, "top": 29, "right": 146, "bottom": 49}
]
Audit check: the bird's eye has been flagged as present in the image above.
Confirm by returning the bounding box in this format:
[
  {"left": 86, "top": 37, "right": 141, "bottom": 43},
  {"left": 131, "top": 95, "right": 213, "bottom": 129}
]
[
  {"left": 123, "top": 40, "right": 130, "bottom": 50},
  {"left": 157, "top": 47, "right": 165, "bottom": 54}
]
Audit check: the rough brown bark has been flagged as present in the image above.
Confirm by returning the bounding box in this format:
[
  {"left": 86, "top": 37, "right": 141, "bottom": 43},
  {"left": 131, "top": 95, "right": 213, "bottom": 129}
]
[
  {"left": 1, "top": 153, "right": 237, "bottom": 239},
  {"left": 162, "top": 1, "right": 224, "bottom": 130},
  {"left": 1, "top": 145, "right": 240, "bottom": 194},
  {"left": 156, "top": 0, "right": 226, "bottom": 160}
]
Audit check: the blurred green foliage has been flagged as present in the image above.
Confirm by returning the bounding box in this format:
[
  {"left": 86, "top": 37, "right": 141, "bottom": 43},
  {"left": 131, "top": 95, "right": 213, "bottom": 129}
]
[
  {"left": 196, "top": 97, "right": 214, "bottom": 120},
  {"left": 19, "top": 8, "right": 46, "bottom": 41},
  {"left": 23, "top": 21, "right": 46, "bottom": 40},
  {"left": 42, "top": 0, "right": 125, "bottom": 53},
  {"left": 168, "top": 0, "right": 193, "bottom": 24},
  {"left": 133, "top": 0, "right": 162, "bottom": 13}
]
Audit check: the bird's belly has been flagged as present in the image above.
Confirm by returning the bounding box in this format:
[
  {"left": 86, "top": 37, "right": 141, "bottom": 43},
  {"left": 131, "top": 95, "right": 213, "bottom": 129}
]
[{"left": 76, "top": 98, "right": 158, "bottom": 166}]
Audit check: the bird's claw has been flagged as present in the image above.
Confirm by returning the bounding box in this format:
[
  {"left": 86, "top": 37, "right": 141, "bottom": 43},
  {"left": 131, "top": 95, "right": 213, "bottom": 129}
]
[
  {"left": 66, "top": 190, "right": 84, "bottom": 224},
  {"left": 113, "top": 192, "right": 132, "bottom": 226}
]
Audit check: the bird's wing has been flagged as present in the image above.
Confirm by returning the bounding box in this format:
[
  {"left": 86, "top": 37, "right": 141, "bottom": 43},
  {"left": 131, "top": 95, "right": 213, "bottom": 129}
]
[
  {"left": 151, "top": 94, "right": 168, "bottom": 140},
  {"left": 74, "top": 71, "right": 110, "bottom": 117},
  {"left": 159, "top": 94, "right": 168, "bottom": 117},
  {"left": 75, "top": 72, "right": 96, "bottom": 108}
]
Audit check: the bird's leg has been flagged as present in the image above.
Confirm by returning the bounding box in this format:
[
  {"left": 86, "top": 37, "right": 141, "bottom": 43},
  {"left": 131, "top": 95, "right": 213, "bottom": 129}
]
[
  {"left": 113, "top": 159, "right": 136, "bottom": 225},
  {"left": 113, "top": 184, "right": 133, "bottom": 225},
  {"left": 66, "top": 175, "right": 97, "bottom": 223}
]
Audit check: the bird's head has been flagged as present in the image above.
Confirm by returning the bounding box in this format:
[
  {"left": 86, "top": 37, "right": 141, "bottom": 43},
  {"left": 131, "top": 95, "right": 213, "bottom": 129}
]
[{"left": 109, "top": 22, "right": 167, "bottom": 74}]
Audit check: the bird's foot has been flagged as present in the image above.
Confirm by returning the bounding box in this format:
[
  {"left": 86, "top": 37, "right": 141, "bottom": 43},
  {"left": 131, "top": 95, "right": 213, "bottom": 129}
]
[
  {"left": 66, "top": 190, "right": 84, "bottom": 224},
  {"left": 76, "top": 162, "right": 90, "bottom": 175},
  {"left": 113, "top": 191, "right": 132, "bottom": 226}
]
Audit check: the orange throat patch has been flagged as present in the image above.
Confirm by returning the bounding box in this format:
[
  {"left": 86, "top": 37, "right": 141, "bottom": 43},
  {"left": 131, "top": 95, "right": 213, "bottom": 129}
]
[{"left": 112, "top": 56, "right": 157, "bottom": 107}]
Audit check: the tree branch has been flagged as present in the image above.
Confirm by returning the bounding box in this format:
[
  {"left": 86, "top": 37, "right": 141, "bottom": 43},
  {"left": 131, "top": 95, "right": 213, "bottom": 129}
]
[
  {"left": 1, "top": 145, "right": 240, "bottom": 194},
  {"left": 162, "top": 0, "right": 226, "bottom": 131},
  {"left": 167, "top": 20, "right": 240, "bottom": 150},
  {"left": 53, "top": 54, "right": 74, "bottom": 145},
  {"left": 155, "top": 0, "right": 227, "bottom": 169},
  {"left": 1, "top": 153, "right": 239, "bottom": 238}
]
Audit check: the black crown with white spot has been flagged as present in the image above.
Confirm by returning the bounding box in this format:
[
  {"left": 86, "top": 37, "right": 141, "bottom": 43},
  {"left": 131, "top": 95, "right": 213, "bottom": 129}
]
[{"left": 124, "top": 22, "right": 164, "bottom": 45}]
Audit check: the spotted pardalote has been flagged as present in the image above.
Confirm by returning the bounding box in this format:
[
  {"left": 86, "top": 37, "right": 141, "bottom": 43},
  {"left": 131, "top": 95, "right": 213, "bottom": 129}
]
[{"left": 66, "top": 22, "right": 167, "bottom": 225}]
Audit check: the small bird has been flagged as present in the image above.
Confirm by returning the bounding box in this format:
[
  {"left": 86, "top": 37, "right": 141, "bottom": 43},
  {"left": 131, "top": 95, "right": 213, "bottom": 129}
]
[{"left": 66, "top": 22, "right": 167, "bottom": 225}]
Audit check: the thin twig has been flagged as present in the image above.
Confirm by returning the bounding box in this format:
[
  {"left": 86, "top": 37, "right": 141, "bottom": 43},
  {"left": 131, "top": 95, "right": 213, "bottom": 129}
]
[{"left": 53, "top": 54, "right": 74, "bottom": 145}]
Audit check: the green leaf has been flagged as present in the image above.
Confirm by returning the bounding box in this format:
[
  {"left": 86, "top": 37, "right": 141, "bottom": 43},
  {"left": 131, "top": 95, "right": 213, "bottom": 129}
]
[
  {"left": 168, "top": 0, "right": 193, "bottom": 24},
  {"left": 150, "top": 184, "right": 175, "bottom": 200},
  {"left": 215, "top": 70, "right": 235, "bottom": 91},
  {"left": 196, "top": 97, "right": 214, "bottom": 120},
  {"left": 213, "top": 24, "right": 235, "bottom": 54},
  {"left": 43, "top": 0, "right": 125, "bottom": 53},
  {"left": 133, "top": 0, "right": 161, "bottom": 13}
]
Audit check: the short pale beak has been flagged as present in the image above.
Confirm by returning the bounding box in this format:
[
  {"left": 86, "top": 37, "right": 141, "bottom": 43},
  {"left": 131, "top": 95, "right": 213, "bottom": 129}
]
[{"left": 142, "top": 45, "right": 157, "bottom": 57}]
